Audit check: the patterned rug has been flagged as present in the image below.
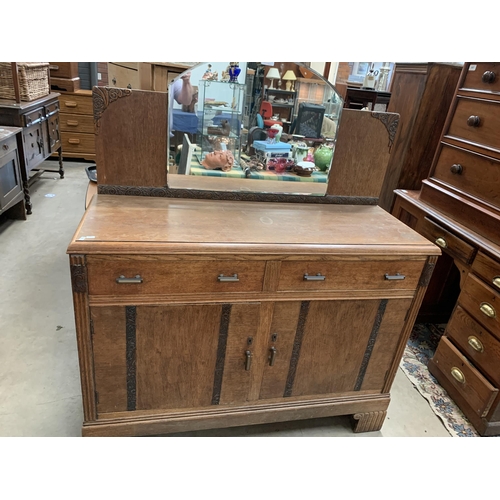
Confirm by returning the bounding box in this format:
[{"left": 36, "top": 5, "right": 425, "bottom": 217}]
[{"left": 400, "top": 323, "right": 479, "bottom": 437}]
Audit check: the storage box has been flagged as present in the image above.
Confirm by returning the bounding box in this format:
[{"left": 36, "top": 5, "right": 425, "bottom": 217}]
[{"left": 0, "top": 62, "right": 50, "bottom": 102}]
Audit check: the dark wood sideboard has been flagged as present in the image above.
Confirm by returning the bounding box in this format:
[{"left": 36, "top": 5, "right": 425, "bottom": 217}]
[
  {"left": 392, "top": 62, "right": 500, "bottom": 436},
  {"left": 0, "top": 93, "right": 63, "bottom": 214}
]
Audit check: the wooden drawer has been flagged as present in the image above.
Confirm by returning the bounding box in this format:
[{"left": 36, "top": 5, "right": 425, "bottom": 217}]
[
  {"left": 59, "top": 113, "right": 94, "bottom": 134},
  {"left": 431, "top": 336, "right": 498, "bottom": 417},
  {"left": 447, "top": 305, "right": 500, "bottom": 387},
  {"left": 23, "top": 106, "right": 45, "bottom": 127},
  {"left": 44, "top": 101, "right": 59, "bottom": 116},
  {"left": 277, "top": 259, "right": 425, "bottom": 292},
  {"left": 59, "top": 94, "right": 93, "bottom": 115},
  {"left": 418, "top": 216, "right": 476, "bottom": 264},
  {"left": 461, "top": 63, "right": 500, "bottom": 94},
  {"left": 49, "top": 62, "right": 79, "bottom": 79},
  {"left": 472, "top": 251, "right": 500, "bottom": 293},
  {"left": 432, "top": 144, "right": 500, "bottom": 208},
  {"left": 86, "top": 257, "right": 266, "bottom": 295},
  {"left": 61, "top": 131, "right": 95, "bottom": 153},
  {"left": 0, "top": 135, "right": 17, "bottom": 161},
  {"left": 446, "top": 97, "right": 500, "bottom": 153},
  {"left": 459, "top": 273, "right": 500, "bottom": 340},
  {"left": 107, "top": 63, "right": 140, "bottom": 90}
]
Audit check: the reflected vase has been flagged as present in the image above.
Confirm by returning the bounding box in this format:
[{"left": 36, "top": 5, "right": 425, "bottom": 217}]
[{"left": 229, "top": 64, "right": 241, "bottom": 83}]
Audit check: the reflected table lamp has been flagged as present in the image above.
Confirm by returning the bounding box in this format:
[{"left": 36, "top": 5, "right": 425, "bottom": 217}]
[
  {"left": 266, "top": 67, "right": 280, "bottom": 90},
  {"left": 283, "top": 70, "right": 297, "bottom": 91}
]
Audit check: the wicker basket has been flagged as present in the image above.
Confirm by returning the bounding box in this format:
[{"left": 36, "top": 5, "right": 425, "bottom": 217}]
[{"left": 0, "top": 62, "right": 50, "bottom": 102}]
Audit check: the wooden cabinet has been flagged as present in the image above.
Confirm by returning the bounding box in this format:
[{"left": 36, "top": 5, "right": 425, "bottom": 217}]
[
  {"left": 392, "top": 63, "right": 500, "bottom": 435},
  {"left": 0, "top": 93, "right": 63, "bottom": 214},
  {"left": 0, "top": 126, "right": 25, "bottom": 219},
  {"left": 379, "top": 63, "right": 462, "bottom": 212},
  {"left": 68, "top": 195, "right": 438, "bottom": 437},
  {"left": 58, "top": 90, "right": 95, "bottom": 160}
]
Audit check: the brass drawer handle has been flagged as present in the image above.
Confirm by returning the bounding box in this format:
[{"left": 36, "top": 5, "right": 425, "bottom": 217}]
[
  {"left": 482, "top": 71, "right": 496, "bottom": 84},
  {"left": 435, "top": 237, "right": 447, "bottom": 248},
  {"left": 384, "top": 273, "right": 405, "bottom": 280},
  {"left": 68, "top": 138, "right": 80, "bottom": 144},
  {"left": 64, "top": 101, "right": 78, "bottom": 108},
  {"left": 245, "top": 350, "right": 253, "bottom": 371},
  {"left": 303, "top": 273, "right": 326, "bottom": 281},
  {"left": 480, "top": 302, "right": 496, "bottom": 318},
  {"left": 467, "top": 115, "right": 481, "bottom": 127},
  {"left": 468, "top": 336, "right": 484, "bottom": 353},
  {"left": 66, "top": 120, "right": 79, "bottom": 127},
  {"left": 116, "top": 275, "right": 143, "bottom": 284},
  {"left": 450, "top": 163, "right": 463, "bottom": 175},
  {"left": 451, "top": 367, "right": 466, "bottom": 384},
  {"left": 493, "top": 276, "right": 500, "bottom": 290},
  {"left": 269, "top": 347, "right": 277, "bottom": 366},
  {"left": 217, "top": 274, "right": 239, "bottom": 282}
]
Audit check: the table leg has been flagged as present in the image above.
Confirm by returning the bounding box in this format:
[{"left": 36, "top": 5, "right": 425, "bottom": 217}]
[
  {"left": 58, "top": 146, "right": 64, "bottom": 179},
  {"left": 23, "top": 180, "right": 32, "bottom": 215}
]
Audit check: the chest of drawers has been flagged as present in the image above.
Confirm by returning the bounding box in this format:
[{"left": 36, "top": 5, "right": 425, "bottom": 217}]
[
  {"left": 68, "top": 195, "right": 439, "bottom": 436},
  {"left": 58, "top": 90, "right": 95, "bottom": 161}
]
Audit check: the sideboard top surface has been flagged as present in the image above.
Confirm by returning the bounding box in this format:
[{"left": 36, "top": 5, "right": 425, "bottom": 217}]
[{"left": 68, "top": 195, "right": 440, "bottom": 256}]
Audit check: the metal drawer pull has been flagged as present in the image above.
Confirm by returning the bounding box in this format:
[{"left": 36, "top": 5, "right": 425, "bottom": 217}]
[
  {"left": 269, "top": 347, "right": 277, "bottom": 366},
  {"left": 217, "top": 274, "right": 239, "bottom": 282},
  {"left": 384, "top": 273, "right": 406, "bottom": 280},
  {"left": 493, "top": 276, "right": 500, "bottom": 290},
  {"left": 468, "top": 336, "right": 484, "bottom": 353},
  {"left": 451, "top": 367, "right": 465, "bottom": 384},
  {"left": 435, "top": 237, "right": 447, "bottom": 249},
  {"left": 303, "top": 273, "right": 326, "bottom": 281},
  {"left": 467, "top": 115, "right": 481, "bottom": 127},
  {"left": 2, "top": 144, "right": 8, "bottom": 151},
  {"left": 245, "top": 350, "right": 252, "bottom": 371},
  {"left": 450, "top": 163, "right": 463, "bottom": 175},
  {"left": 480, "top": 302, "right": 496, "bottom": 318},
  {"left": 482, "top": 71, "right": 496, "bottom": 84},
  {"left": 116, "top": 275, "right": 143, "bottom": 284}
]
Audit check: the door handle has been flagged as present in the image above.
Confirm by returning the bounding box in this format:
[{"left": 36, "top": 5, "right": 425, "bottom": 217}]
[
  {"left": 269, "top": 347, "right": 277, "bottom": 366},
  {"left": 245, "top": 350, "right": 252, "bottom": 371}
]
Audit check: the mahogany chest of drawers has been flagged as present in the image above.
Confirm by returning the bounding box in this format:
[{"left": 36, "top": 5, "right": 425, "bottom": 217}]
[
  {"left": 68, "top": 195, "right": 439, "bottom": 437},
  {"left": 392, "top": 61, "right": 500, "bottom": 436}
]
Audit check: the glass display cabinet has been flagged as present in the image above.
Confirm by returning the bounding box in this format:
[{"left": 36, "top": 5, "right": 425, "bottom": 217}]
[{"left": 197, "top": 80, "right": 245, "bottom": 167}]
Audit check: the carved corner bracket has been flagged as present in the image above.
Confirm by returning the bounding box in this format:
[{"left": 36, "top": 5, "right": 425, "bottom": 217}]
[
  {"left": 93, "top": 87, "right": 133, "bottom": 134},
  {"left": 371, "top": 112, "right": 399, "bottom": 152}
]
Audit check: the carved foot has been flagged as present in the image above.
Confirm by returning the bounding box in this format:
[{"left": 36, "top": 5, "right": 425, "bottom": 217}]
[{"left": 352, "top": 410, "right": 387, "bottom": 433}]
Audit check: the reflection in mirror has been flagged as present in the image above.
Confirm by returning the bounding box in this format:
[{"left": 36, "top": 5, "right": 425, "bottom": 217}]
[{"left": 167, "top": 62, "right": 343, "bottom": 196}]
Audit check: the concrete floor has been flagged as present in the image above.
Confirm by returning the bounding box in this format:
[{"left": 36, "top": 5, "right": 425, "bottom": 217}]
[{"left": 0, "top": 160, "right": 451, "bottom": 437}]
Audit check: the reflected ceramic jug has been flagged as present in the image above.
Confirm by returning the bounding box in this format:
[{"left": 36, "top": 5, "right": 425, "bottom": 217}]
[{"left": 313, "top": 144, "right": 333, "bottom": 171}]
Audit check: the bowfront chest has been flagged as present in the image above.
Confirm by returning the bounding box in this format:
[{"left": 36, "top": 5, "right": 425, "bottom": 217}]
[{"left": 68, "top": 195, "right": 438, "bottom": 436}]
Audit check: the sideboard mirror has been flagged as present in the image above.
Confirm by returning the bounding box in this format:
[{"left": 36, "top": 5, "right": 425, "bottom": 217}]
[{"left": 94, "top": 62, "right": 399, "bottom": 205}]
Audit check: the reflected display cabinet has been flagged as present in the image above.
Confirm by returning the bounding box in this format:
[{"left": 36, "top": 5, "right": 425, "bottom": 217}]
[{"left": 197, "top": 80, "right": 245, "bottom": 166}]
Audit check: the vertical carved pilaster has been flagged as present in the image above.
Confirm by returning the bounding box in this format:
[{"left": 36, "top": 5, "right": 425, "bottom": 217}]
[
  {"left": 212, "top": 304, "right": 232, "bottom": 405},
  {"left": 126, "top": 306, "right": 137, "bottom": 411}
]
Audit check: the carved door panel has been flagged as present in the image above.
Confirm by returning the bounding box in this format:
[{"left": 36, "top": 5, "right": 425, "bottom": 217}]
[
  {"left": 46, "top": 112, "right": 61, "bottom": 152},
  {"left": 91, "top": 302, "right": 261, "bottom": 416},
  {"left": 22, "top": 122, "right": 46, "bottom": 172},
  {"left": 265, "top": 298, "right": 413, "bottom": 399}
]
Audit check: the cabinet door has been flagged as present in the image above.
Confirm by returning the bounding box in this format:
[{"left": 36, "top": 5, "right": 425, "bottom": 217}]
[
  {"left": 22, "top": 122, "right": 46, "bottom": 172},
  {"left": 0, "top": 149, "right": 22, "bottom": 209},
  {"left": 46, "top": 112, "right": 61, "bottom": 152},
  {"left": 91, "top": 302, "right": 260, "bottom": 415},
  {"left": 261, "top": 298, "right": 413, "bottom": 399}
]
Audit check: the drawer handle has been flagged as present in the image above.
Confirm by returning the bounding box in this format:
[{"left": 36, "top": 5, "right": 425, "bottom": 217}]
[
  {"left": 435, "top": 237, "right": 447, "bottom": 249},
  {"left": 468, "top": 336, "right": 484, "bottom": 353},
  {"left": 480, "top": 302, "right": 496, "bottom": 318},
  {"left": 450, "top": 163, "right": 463, "bottom": 175},
  {"left": 467, "top": 115, "right": 481, "bottom": 127},
  {"left": 245, "top": 350, "right": 253, "bottom": 371},
  {"left": 218, "top": 274, "right": 239, "bottom": 282},
  {"left": 66, "top": 120, "right": 79, "bottom": 127},
  {"left": 2, "top": 144, "right": 8, "bottom": 151},
  {"left": 493, "top": 276, "right": 500, "bottom": 290},
  {"left": 451, "top": 367, "right": 466, "bottom": 384},
  {"left": 269, "top": 347, "right": 277, "bottom": 366},
  {"left": 384, "top": 273, "right": 405, "bottom": 280},
  {"left": 303, "top": 273, "right": 326, "bottom": 281},
  {"left": 482, "top": 71, "right": 496, "bottom": 84},
  {"left": 64, "top": 101, "right": 78, "bottom": 108},
  {"left": 68, "top": 138, "right": 80, "bottom": 144},
  {"left": 116, "top": 275, "right": 143, "bottom": 284}
]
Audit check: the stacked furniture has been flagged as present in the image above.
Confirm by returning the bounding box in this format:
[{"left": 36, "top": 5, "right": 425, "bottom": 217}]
[
  {"left": 66, "top": 85, "right": 440, "bottom": 437},
  {"left": 392, "top": 62, "right": 500, "bottom": 436},
  {"left": 49, "top": 62, "right": 81, "bottom": 92},
  {"left": 58, "top": 90, "right": 95, "bottom": 161}
]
